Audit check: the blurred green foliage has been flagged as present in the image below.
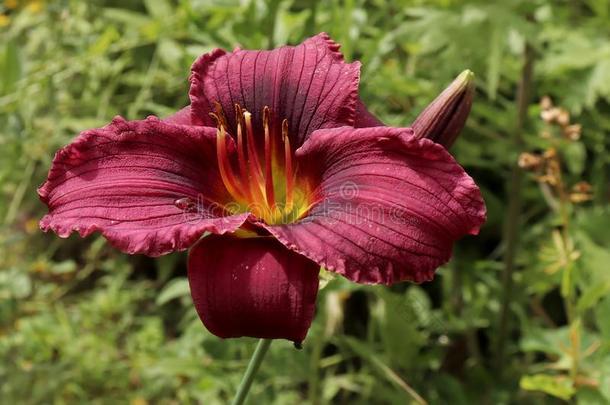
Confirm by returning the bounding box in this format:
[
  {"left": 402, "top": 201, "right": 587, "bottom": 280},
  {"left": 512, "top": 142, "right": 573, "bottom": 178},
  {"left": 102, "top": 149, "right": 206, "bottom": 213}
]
[{"left": 1, "top": 0, "right": 610, "bottom": 404}]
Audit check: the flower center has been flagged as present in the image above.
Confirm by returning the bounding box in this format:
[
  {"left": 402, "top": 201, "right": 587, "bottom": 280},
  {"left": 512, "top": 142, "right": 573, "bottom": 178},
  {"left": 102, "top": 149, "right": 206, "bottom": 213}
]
[{"left": 212, "top": 103, "right": 313, "bottom": 225}]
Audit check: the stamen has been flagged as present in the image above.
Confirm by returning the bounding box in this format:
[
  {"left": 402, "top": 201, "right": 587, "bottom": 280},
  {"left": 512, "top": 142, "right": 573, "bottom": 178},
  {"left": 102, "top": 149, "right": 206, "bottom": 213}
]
[
  {"left": 213, "top": 101, "right": 228, "bottom": 129},
  {"left": 243, "top": 111, "right": 266, "bottom": 199},
  {"left": 216, "top": 125, "right": 244, "bottom": 201},
  {"left": 210, "top": 102, "right": 309, "bottom": 225},
  {"left": 282, "top": 119, "right": 294, "bottom": 211},
  {"left": 263, "top": 106, "right": 275, "bottom": 208},
  {"left": 234, "top": 104, "right": 251, "bottom": 200},
  {"left": 208, "top": 112, "right": 220, "bottom": 125}
]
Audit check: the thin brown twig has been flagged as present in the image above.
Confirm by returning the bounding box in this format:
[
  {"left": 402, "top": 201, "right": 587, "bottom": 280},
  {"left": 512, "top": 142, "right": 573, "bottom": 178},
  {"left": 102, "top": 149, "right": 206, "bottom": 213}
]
[{"left": 495, "top": 43, "right": 535, "bottom": 371}]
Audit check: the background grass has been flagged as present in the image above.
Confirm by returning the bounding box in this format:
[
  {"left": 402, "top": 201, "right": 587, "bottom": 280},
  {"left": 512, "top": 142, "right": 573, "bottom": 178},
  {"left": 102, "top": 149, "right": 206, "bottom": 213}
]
[{"left": 1, "top": 0, "right": 610, "bottom": 404}]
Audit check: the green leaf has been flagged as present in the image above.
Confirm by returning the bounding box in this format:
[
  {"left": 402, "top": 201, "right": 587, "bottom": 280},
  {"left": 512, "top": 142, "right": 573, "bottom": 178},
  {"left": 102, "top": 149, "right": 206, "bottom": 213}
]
[
  {"left": 88, "top": 26, "right": 120, "bottom": 56},
  {"left": 103, "top": 8, "right": 152, "bottom": 28},
  {"left": 576, "top": 386, "right": 610, "bottom": 405},
  {"left": 50, "top": 260, "right": 77, "bottom": 275},
  {"left": 156, "top": 278, "right": 190, "bottom": 305},
  {"left": 520, "top": 374, "right": 575, "bottom": 400},
  {"left": 577, "top": 280, "right": 610, "bottom": 312},
  {"left": 595, "top": 296, "right": 610, "bottom": 339},
  {"left": 0, "top": 268, "right": 31, "bottom": 300},
  {"left": 486, "top": 23, "right": 504, "bottom": 100},
  {"left": 372, "top": 287, "right": 427, "bottom": 369},
  {"left": 143, "top": 0, "right": 173, "bottom": 19},
  {"left": 0, "top": 40, "right": 22, "bottom": 95},
  {"left": 521, "top": 327, "right": 567, "bottom": 357},
  {"left": 318, "top": 267, "right": 335, "bottom": 290},
  {"left": 157, "top": 39, "right": 183, "bottom": 67},
  {"left": 563, "top": 141, "right": 586, "bottom": 175},
  {"left": 341, "top": 336, "right": 428, "bottom": 404}
]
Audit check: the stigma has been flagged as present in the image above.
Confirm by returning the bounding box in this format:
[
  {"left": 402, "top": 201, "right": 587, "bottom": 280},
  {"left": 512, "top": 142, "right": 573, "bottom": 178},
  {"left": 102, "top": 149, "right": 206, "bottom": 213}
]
[{"left": 211, "top": 103, "right": 309, "bottom": 225}]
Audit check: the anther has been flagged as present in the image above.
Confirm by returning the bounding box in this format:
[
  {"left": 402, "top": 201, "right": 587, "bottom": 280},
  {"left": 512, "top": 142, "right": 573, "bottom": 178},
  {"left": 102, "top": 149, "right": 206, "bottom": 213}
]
[
  {"left": 208, "top": 112, "right": 220, "bottom": 127},
  {"left": 213, "top": 101, "right": 228, "bottom": 129}
]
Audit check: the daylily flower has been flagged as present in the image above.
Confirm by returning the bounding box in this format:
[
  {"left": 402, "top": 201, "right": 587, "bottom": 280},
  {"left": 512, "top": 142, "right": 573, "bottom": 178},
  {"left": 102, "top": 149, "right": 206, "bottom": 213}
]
[{"left": 39, "top": 33, "right": 486, "bottom": 344}]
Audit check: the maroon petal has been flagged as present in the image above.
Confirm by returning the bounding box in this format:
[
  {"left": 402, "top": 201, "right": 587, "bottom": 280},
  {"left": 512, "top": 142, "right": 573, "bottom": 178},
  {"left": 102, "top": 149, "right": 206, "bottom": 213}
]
[
  {"left": 355, "top": 99, "right": 383, "bottom": 128},
  {"left": 188, "top": 235, "right": 320, "bottom": 342},
  {"left": 163, "top": 106, "right": 192, "bottom": 125},
  {"left": 189, "top": 33, "right": 360, "bottom": 147},
  {"left": 39, "top": 116, "right": 249, "bottom": 256},
  {"left": 263, "top": 126, "right": 486, "bottom": 285}
]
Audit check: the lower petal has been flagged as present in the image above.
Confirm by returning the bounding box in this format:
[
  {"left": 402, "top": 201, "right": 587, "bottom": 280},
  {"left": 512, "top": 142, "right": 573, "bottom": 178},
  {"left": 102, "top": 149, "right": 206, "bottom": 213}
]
[
  {"left": 264, "top": 126, "right": 486, "bottom": 285},
  {"left": 188, "top": 235, "right": 320, "bottom": 343}
]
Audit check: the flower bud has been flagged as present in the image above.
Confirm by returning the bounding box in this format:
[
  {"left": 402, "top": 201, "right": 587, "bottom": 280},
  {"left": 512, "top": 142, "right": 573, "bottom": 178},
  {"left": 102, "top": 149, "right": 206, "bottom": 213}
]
[{"left": 412, "top": 70, "right": 475, "bottom": 148}]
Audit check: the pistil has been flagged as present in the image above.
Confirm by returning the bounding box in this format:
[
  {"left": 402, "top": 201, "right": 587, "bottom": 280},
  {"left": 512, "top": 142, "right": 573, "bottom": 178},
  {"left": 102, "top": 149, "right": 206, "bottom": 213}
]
[
  {"left": 234, "top": 105, "right": 251, "bottom": 201},
  {"left": 243, "top": 111, "right": 266, "bottom": 200},
  {"left": 263, "top": 106, "right": 276, "bottom": 208},
  {"left": 282, "top": 119, "right": 294, "bottom": 212}
]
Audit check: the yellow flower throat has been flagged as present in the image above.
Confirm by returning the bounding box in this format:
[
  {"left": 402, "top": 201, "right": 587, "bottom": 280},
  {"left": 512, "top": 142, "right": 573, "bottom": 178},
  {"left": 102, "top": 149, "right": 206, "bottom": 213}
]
[{"left": 212, "top": 103, "right": 314, "bottom": 225}]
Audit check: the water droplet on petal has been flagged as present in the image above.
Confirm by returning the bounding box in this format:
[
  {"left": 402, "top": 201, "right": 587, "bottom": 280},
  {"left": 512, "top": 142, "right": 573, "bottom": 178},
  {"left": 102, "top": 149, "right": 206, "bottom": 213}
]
[{"left": 174, "top": 197, "right": 196, "bottom": 212}]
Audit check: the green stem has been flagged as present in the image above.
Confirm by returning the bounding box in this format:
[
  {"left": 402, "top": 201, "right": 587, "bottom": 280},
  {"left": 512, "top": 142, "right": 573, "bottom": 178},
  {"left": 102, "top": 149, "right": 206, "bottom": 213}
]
[
  {"left": 554, "top": 148, "right": 580, "bottom": 382},
  {"left": 495, "top": 43, "right": 535, "bottom": 372},
  {"left": 231, "top": 339, "right": 272, "bottom": 405}
]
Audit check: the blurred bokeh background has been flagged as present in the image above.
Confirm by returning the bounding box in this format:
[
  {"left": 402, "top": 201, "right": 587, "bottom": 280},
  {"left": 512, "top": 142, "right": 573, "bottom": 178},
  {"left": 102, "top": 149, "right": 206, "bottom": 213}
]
[{"left": 1, "top": 0, "right": 610, "bottom": 404}]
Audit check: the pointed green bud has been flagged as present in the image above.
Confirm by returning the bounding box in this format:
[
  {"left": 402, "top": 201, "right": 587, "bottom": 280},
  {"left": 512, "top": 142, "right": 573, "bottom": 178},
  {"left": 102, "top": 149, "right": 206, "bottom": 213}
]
[{"left": 412, "top": 70, "right": 475, "bottom": 148}]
